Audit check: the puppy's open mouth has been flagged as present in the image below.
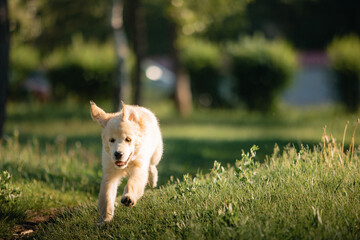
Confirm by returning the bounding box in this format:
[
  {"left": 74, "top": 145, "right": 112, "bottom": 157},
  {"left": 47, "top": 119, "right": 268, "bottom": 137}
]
[
  {"left": 114, "top": 152, "right": 133, "bottom": 168},
  {"left": 114, "top": 160, "right": 127, "bottom": 167}
]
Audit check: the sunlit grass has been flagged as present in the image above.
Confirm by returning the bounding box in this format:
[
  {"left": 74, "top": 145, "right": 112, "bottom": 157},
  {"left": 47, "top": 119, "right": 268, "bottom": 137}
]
[{"left": 36, "top": 141, "right": 360, "bottom": 239}]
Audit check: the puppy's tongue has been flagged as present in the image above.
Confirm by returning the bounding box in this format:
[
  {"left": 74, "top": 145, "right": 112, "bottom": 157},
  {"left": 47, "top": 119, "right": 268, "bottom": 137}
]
[{"left": 115, "top": 160, "right": 126, "bottom": 166}]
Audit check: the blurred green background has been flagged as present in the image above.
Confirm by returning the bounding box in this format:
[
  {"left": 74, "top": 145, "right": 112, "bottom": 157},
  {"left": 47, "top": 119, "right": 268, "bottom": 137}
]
[
  {"left": 5, "top": 0, "right": 360, "bottom": 109},
  {"left": 2, "top": 0, "right": 360, "bottom": 176}
]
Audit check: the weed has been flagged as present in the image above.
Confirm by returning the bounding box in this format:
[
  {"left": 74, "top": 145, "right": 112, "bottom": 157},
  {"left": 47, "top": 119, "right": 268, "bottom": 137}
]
[
  {"left": 0, "top": 171, "right": 22, "bottom": 205},
  {"left": 235, "top": 145, "right": 260, "bottom": 184},
  {"left": 0, "top": 171, "right": 25, "bottom": 239},
  {"left": 173, "top": 174, "right": 200, "bottom": 199}
]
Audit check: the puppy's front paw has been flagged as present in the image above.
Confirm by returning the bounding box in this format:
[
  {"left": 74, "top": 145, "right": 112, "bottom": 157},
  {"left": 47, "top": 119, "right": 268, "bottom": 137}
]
[
  {"left": 97, "top": 218, "right": 110, "bottom": 226},
  {"left": 121, "top": 194, "right": 136, "bottom": 207}
]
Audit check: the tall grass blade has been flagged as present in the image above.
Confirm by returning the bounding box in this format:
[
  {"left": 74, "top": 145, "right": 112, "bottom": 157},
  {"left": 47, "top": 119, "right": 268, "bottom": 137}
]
[{"left": 350, "top": 119, "right": 360, "bottom": 163}]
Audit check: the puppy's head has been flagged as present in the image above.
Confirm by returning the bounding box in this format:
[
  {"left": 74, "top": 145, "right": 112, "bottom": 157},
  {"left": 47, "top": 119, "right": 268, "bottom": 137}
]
[{"left": 90, "top": 101, "right": 143, "bottom": 169}]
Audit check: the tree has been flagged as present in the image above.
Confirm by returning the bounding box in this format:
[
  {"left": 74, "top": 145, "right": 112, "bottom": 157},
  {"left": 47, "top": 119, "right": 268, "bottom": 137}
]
[
  {"left": 112, "top": 0, "right": 129, "bottom": 111},
  {"left": 166, "top": 0, "right": 248, "bottom": 115},
  {"left": 247, "top": 0, "right": 360, "bottom": 49},
  {"left": 0, "top": 0, "right": 9, "bottom": 139},
  {"left": 125, "top": 0, "right": 146, "bottom": 106},
  {"left": 9, "top": 0, "right": 111, "bottom": 54},
  {"left": 169, "top": 21, "right": 193, "bottom": 116}
]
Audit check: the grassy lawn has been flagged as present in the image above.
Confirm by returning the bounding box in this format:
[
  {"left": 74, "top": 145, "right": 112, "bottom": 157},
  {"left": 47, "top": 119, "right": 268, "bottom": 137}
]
[{"left": 1, "top": 100, "right": 360, "bottom": 238}]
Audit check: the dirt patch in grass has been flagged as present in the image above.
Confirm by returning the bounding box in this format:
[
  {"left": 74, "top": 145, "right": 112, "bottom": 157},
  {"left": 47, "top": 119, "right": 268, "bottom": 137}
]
[{"left": 12, "top": 207, "right": 66, "bottom": 239}]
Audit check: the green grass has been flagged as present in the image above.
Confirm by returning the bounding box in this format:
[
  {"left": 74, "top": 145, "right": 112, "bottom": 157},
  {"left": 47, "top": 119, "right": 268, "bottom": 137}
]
[
  {"left": 1, "top": 101, "right": 360, "bottom": 239},
  {"left": 33, "top": 144, "right": 360, "bottom": 239}
]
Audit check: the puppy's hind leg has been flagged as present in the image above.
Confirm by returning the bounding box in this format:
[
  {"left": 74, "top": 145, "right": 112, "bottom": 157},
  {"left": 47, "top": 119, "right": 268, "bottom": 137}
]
[
  {"left": 148, "top": 165, "right": 158, "bottom": 188},
  {"left": 148, "top": 143, "right": 162, "bottom": 188}
]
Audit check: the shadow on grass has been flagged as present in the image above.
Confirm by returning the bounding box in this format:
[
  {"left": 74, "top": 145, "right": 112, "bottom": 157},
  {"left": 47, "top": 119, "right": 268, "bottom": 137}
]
[
  {"left": 13, "top": 133, "right": 102, "bottom": 154},
  {"left": 158, "top": 107, "right": 338, "bottom": 128},
  {"left": 158, "top": 137, "right": 319, "bottom": 185},
  {"left": 7, "top": 103, "right": 93, "bottom": 123}
]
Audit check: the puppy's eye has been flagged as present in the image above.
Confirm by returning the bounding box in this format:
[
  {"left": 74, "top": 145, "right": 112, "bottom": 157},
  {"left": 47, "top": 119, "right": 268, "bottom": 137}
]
[
  {"left": 109, "top": 138, "right": 115, "bottom": 143},
  {"left": 125, "top": 137, "right": 132, "bottom": 143}
]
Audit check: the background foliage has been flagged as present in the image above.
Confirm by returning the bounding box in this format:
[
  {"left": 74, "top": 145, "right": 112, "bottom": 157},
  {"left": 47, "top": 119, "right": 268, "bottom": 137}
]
[
  {"left": 45, "top": 37, "right": 116, "bottom": 101},
  {"left": 7, "top": 0, "right": 360, "bottom": 111},
  {"left": 180, "top": 37, "right": 224, "bottom": 107},
  {"left": 228, "top": 35, "right": 297, "bottom": 111},
  {"left": 327, "top": 35, "right": 360, "bottom": 112}
]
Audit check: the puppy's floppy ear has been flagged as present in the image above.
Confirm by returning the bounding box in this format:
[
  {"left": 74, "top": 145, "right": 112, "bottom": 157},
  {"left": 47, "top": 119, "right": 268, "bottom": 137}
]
[{"left": 90, "top": 101, "right": 112, "bottom": 128}]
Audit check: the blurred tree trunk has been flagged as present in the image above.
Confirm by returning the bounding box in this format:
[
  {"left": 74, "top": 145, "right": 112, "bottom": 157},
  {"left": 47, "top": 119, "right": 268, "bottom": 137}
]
[
  {"left": 0, "top": 0, "right": 9, "bottom": 139},
  {"left": 112, "top": 0, "right": 129, "bottom": 111},
  {"left": 170, "top": 23, "right": 193, "bottom": 116},
  {"left": 126, "top": 0, "right": 146, "bottom": 106}
]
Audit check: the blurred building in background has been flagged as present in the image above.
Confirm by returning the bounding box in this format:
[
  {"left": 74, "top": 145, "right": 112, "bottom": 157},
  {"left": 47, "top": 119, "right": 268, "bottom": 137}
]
[{"left": 283, "top": 51, "right": 338, "bottom": 106}]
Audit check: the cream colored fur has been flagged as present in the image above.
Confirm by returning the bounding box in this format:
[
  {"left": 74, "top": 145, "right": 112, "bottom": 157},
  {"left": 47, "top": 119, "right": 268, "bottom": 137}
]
[{"left": 90, "top": 101, "right": 163, "bottom": 223}]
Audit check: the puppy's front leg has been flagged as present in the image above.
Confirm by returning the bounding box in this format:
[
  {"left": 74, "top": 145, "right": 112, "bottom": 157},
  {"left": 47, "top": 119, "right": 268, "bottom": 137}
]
[
  {"left": 98, "top": 174, "right": 121, "bottom": 222},
  {"left": 121, "top": 167, "right": 148, "bottom": 207}
]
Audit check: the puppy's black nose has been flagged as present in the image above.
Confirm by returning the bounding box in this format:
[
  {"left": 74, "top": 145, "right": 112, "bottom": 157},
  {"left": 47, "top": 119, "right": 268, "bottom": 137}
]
[{"left": 114, "top": 151, "right": 123, "bottom": 160}]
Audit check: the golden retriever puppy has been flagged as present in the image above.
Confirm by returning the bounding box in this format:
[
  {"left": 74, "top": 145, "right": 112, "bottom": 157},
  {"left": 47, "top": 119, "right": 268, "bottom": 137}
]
[{"left": 90, "top": 101, "right": 163, "bottom": 223}]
